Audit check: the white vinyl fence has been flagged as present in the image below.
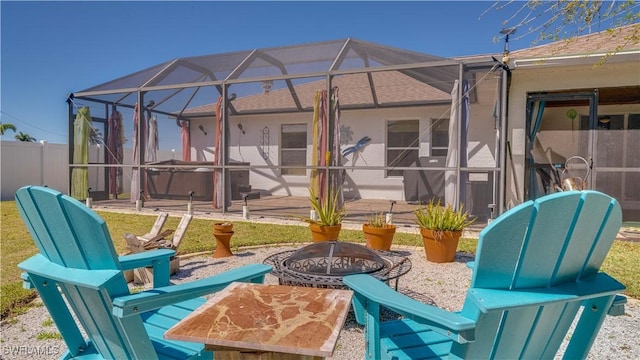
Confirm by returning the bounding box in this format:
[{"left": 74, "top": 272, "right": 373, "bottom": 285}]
[{"left": 1, "top": 141, "right": 178, "bottom": 201}]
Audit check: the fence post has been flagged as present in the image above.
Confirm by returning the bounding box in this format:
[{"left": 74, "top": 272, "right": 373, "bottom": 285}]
[{"left": 39, "top": 140, "right": 47, "bottom": 186}]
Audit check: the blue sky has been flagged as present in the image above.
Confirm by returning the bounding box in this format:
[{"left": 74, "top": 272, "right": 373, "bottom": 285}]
[{"left": 1, "top": 1, "right": 538, "bottom": 146}]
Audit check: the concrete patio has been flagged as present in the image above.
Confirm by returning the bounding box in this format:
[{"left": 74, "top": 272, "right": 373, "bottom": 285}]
[
  {"left": 91, "top": 194, "right": 640, "bottom": 242},
  {"left": 90, "top": 194, "right": 488, "bottom": 237}
]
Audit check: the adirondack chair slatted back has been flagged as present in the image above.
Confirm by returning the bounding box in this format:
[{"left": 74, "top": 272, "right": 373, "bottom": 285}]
[
  {"left": 453, "top": 190, "right": 622, "bottom": 359},
  {"left": 15, "top": 186, "right": 121, "bottom": 270},
  {"left": 471, "top": 191, "right": 621, "bottom": 289},
  {"left": 15, "top": 186, "right": 158, "bottom": 358}
]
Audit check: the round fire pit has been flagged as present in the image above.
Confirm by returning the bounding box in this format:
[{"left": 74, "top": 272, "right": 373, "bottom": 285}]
[
  {"left": 263, "top": 242, "right": 411, "bottom": 289},
  {"left": 285, "top": 242, "right": 385, "bottom": 276}
]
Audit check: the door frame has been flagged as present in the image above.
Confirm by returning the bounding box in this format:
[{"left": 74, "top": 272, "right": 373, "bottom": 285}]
[{"left": 524, "top": 90, "right": 598, "bottom": 200}]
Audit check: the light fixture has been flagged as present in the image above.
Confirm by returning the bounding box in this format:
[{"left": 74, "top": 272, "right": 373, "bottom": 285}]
[
  {"left": 198, "top": 125, "right": 207, "bottom": 135},
  {"left": 237, "top": 123, "right": 245, "bottom": 134},
  {"left": 262, "top": 80, "right": 273, "bottom": 94}
]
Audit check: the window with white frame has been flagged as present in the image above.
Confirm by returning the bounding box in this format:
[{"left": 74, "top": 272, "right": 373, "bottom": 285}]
[
  {"left": 386, "top": 119, "right": 419, "bottom": 176},
  {"left": 431, "top": 118, "right": 449, "bottom": 156},
  {"left": 280, "top": 124, "right": 307, "bottom": 176}
]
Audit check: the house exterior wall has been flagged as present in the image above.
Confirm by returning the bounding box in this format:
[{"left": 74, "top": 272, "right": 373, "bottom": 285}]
[
  {"left": 187, "top": 75, "right": 500, "bottom": 202},
  {"left": 467, "top": 72, "right": 501, "bottom": 169},
  {"left": 506, "top": 60, "right": 640, "bottom": 208}
]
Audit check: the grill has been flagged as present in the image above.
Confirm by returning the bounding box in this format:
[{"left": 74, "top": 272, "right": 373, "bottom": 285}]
[{"left": 263, "top": 242, "right": 411, "bottom": 289}]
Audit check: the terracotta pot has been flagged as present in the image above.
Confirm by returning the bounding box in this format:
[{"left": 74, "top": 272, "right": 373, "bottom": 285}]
[
  {"left": 419, "top": 228, "right": 461, "bottom": 263},
  {"left": 213, "top": 222, "right": 233, "bottom": 234},
  {"left": 213, "top": 231, "right": 234, "bottom": 258},
  {"left": 362, "top": 224, "right": 396, "bottom": 251},
  {"left": 309, "top": 223, "right": 342, "bottom": 242}
]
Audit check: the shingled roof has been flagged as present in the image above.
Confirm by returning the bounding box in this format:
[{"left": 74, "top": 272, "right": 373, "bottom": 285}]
[
  {"left": 511, "top": 23, "right": 640, "bottom": 59},
  {"left": 183, "top": 70, "right": 452, "bottom": 117}
]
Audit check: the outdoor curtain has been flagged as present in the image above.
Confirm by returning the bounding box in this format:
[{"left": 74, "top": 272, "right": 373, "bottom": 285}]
[
  {"left": 180, "top": 120, "right": 191, "bottom": 161},
  {"left": 527, "top": 100, "right": 546, "bottom": 199},
  {"left": 310, "top": 87, "right": 342, "bottom": 205},
  {"left": 71, "top": 106, "right": 92, "bottom": 200},
  {"left": 213, "top": 97, "right": 223, "bottom": 208},
  {"left": 130, "top": 103, "right": 146, "bottom": 203},
  {"left": 147, "top": 115, "right": 158, "bottom": 162},
  {"left": 310, "top": 90, "right": 328, "bottom": 201},
  {"left": 310, "top": 91, "right": 322, "bottom": 196},
  {"left": 212, "top": 96, "right": 231, "bottom": 209},
  {"left": 445, "top": 80, "right": 469, "bottom": 207},
  {"left": 107, "top": 108, "right": 124, "bottom": 196},
  {"left": 330, "top": 87, "right": 343, "bottom": 205}
]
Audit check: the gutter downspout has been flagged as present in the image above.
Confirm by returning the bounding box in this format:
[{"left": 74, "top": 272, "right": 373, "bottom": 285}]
[
  {"left": 499, "top": 67, "right": 508, "bottom": 215},
  {"left": 493, "top": 53, "right": 513, "bottom": 214},
  {"left": 456, "top": 63, "right": 464, "bottom": 211}
]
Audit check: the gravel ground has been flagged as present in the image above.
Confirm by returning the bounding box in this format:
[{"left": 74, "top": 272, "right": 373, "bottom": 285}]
[{"left": 2, "top": 244, "right": 638, "bottom": 359}]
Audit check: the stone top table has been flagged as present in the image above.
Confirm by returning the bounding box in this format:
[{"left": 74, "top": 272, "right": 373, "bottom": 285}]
[{"left": 164, "top": 282, "right": 353, "bottom": 359}]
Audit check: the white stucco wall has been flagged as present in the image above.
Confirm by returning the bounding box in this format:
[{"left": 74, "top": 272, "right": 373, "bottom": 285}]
[{"left": 187, "top": 73, "right": 501, "bottom": 202}]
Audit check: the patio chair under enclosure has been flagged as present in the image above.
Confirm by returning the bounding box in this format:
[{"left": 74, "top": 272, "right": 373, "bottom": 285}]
[{"left": 68, "top": 38, "right": 506, "bottom": 219}]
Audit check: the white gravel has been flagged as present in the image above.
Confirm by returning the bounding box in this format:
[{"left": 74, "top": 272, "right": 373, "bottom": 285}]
[{"left": 2, "top": 244, "right": 638, "bottom": 359}]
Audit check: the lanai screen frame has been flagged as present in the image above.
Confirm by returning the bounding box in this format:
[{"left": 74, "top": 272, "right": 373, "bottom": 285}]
[{"left": 68, "top": 39, "right": 506, "bottom": 215}]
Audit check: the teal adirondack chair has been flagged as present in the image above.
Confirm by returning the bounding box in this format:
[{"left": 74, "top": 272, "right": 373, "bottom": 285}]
[
  {"left": 344, "top": 190, "right": 627, "bottom": 359},
  {"left": 15, "top": 186, "right": 272, "bottom": 360}
]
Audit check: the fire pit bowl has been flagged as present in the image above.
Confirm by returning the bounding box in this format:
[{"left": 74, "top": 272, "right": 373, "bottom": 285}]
[
  {"left": 263, "top": 242, "right": 411, "bottom": 289},
  {"left": 285, "top": 241, "right": 385, "bottom": 276}
]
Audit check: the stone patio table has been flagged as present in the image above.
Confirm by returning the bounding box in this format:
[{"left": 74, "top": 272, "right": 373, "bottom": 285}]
[{"left": 165, "top": 282, "right": 353, "bottom": 359}]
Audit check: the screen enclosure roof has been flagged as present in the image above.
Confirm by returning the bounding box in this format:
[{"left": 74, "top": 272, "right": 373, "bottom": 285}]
[{"left": 72, "top": 38, "right": 494, "bottom": 117}]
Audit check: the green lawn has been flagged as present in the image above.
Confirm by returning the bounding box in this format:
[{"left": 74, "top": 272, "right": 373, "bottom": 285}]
[{"left": 2, "top": 200, "right": 638, "bottom": 319}]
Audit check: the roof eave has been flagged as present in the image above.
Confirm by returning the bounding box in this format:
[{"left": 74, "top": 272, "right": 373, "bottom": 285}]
[{"left": 513, "top": 50, "right": 640, "bottom": 69}]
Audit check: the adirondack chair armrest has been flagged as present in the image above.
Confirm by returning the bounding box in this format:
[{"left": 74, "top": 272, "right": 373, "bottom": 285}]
[
  {"left": 19, "top": 254, "right": 122, "bottom": 290},
  {"left": 112, "top": 263, "right": 272, "bottom": 318},
  {"left": 468, "top": 273, "right": 626, "bottom": 313},
  {"left": 118, "top": 249, "right": 176, "bottom": 270},
  {"left": 344, "top": 274, "right": 476, "bottom": 343}
]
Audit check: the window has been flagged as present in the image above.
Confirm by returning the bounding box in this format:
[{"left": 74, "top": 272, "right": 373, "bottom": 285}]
[
  {"left": 280, "top": 124, "right": 307, "bottom": 176},
  {"left": 386, "top": 119, "right": 419, "bottom": 176},
  {"left": 630, "top": 113, "right": 640, "bottom": 130},
  {"left": 431, "top": 118, "right": 449, "bottom": 156}
]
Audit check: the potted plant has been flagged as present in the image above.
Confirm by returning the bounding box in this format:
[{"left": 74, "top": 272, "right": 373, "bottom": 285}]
[
  {"left": 414, "top": 199, "right": 475, "bottom": 263},
  {"left": 305, "top": 187, "right": 346, "bottom": 242},
  {"left": 362, "top": 212, "right": 396, "bottom": 251}
]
